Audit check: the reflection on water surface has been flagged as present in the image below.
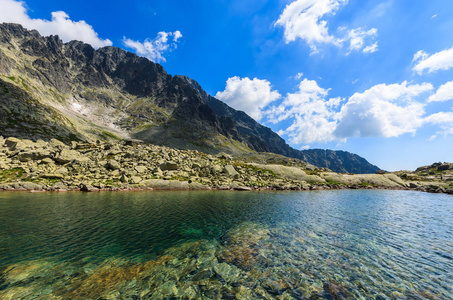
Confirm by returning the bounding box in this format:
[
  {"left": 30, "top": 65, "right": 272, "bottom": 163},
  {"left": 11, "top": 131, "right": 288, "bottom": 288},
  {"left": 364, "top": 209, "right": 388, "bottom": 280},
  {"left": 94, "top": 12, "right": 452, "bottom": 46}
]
[{"left": 0, "top": 190, "right": 452, "bottom": 299}]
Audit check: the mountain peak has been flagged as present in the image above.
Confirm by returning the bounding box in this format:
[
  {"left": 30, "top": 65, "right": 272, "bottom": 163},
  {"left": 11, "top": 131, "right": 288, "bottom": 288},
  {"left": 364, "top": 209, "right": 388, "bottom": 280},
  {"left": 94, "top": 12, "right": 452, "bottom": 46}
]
[{"left": 0, "top": 23, "right": 380, "bottom": 173}]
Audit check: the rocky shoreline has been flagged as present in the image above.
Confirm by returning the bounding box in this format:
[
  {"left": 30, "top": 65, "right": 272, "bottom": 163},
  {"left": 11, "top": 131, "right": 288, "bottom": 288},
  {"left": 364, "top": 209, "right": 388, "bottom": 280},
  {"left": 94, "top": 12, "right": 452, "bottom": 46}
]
[{"left": 0, "top": 136, "right": 452, "bottom": 195}]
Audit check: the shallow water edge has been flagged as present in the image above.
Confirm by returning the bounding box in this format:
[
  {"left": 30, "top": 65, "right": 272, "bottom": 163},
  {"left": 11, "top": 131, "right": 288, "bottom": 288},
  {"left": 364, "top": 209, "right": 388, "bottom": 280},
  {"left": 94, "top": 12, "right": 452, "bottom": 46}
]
[{"left": 0, "top": 189, "right": 452, "bottom": 299}]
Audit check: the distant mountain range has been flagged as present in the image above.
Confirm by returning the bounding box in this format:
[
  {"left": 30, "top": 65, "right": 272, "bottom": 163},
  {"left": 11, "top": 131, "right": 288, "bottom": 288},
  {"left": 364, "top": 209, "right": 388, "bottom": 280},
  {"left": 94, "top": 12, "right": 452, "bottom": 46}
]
[{"left": 0, "top": 23, "right": 380, "bottom": 173}]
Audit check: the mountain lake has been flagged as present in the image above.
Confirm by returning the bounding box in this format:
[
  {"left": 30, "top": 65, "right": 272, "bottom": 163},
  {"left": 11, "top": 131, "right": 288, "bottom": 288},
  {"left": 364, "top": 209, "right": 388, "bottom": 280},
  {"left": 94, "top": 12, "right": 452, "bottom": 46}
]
[{"left": 0, "top": 190, "right": 452, "bottom": 299}]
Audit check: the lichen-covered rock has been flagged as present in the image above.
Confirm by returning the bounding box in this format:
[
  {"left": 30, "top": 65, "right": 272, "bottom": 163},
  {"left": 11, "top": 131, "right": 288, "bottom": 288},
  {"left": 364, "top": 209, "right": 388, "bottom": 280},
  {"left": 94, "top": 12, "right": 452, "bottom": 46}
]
[
  {"left": 54, "top": 149, "right": 83, "bottom": 164},
  {"left": 17, "top": 150, "right": 52, "bottom": 162},
  {"left": 134, "top": 165, "right": 147, "bottom": 173},
  {"left": 251, "top": 163, "right": 325, "bottom": 183},
  {"left": 41, "top": 173, "right": 64, "bottom": 179},
  {"left": 160, "top": 161, "right": 179, "bottom": 171},
  {"left": 105, "top": 159, "right": 120, "bottom": 170},
  {"left": 19, "top": 182, "right": 43, "bottom": 190},
  {"left": 223, "top": 165, "right": 239, "bottom": 178},
  {"left": 130, "top": 176, "right": 142, "bottom": 184}
]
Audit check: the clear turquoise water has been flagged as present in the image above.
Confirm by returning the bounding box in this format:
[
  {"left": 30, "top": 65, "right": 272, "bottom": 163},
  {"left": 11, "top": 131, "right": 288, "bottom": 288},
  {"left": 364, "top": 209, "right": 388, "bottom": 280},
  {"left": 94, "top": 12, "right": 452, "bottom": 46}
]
[{"left": 0, "top": 190, "right": 452, "bottom": 299}]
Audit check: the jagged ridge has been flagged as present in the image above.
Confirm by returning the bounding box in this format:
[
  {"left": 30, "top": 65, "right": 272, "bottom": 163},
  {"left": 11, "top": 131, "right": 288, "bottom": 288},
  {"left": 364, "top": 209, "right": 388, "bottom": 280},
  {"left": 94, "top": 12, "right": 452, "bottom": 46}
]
[{"left": 0, "top": 23, "right": 379, "bottom": 173}]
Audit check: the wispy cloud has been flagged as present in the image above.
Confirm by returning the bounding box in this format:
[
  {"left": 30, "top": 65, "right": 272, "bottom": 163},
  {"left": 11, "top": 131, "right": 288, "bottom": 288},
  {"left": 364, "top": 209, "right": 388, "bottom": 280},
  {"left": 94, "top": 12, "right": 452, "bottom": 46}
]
[
  {"left": 424, "top": 111, "right": 453, "bottom": 140},
  {"left": 0, "top": 0, "right": 112, "bottom": 48},
  {"left": 123, "top": 31, "right": 182, "bottom": 62},
  {"left": 346, "top": 28, "right": 378, "bottom": 54}
]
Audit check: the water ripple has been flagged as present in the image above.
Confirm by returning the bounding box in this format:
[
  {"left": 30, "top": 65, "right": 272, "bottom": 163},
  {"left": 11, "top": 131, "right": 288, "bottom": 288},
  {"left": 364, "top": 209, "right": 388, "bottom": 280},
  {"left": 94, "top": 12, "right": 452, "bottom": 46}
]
[{"left": 0, "top": 190, "right": 452, "bottom": 299}]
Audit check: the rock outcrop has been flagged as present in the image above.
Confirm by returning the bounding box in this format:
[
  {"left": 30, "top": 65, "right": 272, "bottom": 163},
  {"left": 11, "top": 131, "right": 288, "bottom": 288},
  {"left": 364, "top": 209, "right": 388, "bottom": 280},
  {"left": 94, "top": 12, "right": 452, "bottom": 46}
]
[
  {"left": 1, "top": 136, "right": 450, "bottom": 194},
  {"left": 0, "top": 23, "right": 380, "bottom": 173}
]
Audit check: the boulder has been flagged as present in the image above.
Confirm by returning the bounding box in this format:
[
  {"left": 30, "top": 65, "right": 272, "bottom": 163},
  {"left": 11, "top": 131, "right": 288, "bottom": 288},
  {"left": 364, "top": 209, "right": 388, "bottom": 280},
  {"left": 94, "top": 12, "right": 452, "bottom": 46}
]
[
  {"left": 80, "top": 183, "right": 97, "bottom": 192},
  {"left": 41, "top": 173, "right": 64, "bottom": 179},
  {"left": 19, "top": 182, "right": 43, "bottom": 190},
  {"left": 131, "top": 176, "right": 142, "bottom": 184},
  {"left": 438, "top": 163, "right": 453, "bottom": 171},
  {"left": 134, "top": 166, "right": 147, "bottom": 173},
  {"left": 192, "top": 162, "right": 201, "bottom": 169},
  {"left": 153, "top": 167, "right": 163, "bottom": 175},
  {"left": 211, "top": 165, "right": 223, "bottom": 174},
  {"left": 4, "top": 137, "right": 21, "bottom": 150},
  {"left": 55, "top": 167, "right": 69, "bottom": 175},
  {"left": 141, "top": 179, "right": 210, "bottom": 190},
  {"left": 160, "top": 161, "right": 178, "bottom": 171},
  {"left": 217, "top": 153, "right": 232, "bottom": 160},
  {"left": 251, "top": 163, "right": 325, "bottom": 183},
  {"left": 5, "top": 137, "right": 35, "bottom": 151},
  {"left": 120, "top": 174, "right": 128, "bottom": 183},
  {"left": 17, "top": 150, "right": 52, "bottom": 162},
  {"left": 48, "top": 138, "right": 67, "bottom": 149},
  {"left": 54, "top": 149, "right": 83, "bottom": 164},
  {"left": 40, "top": 158, "right": 54, "bottom": 164},
  {"left": 105, "top": 159, "right": 121, "bottom": 170},
  {"left": 223, "top": 165, "right": 239, "bottom": 178}
]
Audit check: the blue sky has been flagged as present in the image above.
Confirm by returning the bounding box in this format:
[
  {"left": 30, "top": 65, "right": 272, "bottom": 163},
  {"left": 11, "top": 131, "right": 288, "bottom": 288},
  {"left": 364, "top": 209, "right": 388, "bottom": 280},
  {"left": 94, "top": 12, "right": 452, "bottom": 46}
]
[{"left": 1, "top": 0, "right": 452, "bottom": 171}]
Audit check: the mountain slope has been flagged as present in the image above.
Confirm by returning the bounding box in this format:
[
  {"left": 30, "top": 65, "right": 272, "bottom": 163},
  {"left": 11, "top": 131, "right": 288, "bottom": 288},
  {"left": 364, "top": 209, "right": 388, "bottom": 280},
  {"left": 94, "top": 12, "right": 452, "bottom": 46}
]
[
  {"left": 180, "top": 76, "right": 380, "bottom": 173},
  {"left": 0, "top": 23, "right": 380, "bottom": 173},
  {"left": 0, "top": 23, "right": 245, "bottom": 152}
]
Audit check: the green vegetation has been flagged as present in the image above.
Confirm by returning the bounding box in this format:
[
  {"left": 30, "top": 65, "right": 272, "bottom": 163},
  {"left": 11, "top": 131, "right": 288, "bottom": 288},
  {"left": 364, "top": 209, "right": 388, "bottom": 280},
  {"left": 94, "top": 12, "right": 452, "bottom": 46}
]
[
  {"left": 100, "top": 130, "right": 121, "bottom": 140},
  {"left": 0, "top": 168, "right": 25, "bottom": 181},
  {"left": 233, "top": 163, "right": 277, "bottom": 177},
  {"left": 325, "top": 179, "right": 343, "bottom": 185},
  {"left": 306, "top": 170, "right": 320, "bottom": 176}
]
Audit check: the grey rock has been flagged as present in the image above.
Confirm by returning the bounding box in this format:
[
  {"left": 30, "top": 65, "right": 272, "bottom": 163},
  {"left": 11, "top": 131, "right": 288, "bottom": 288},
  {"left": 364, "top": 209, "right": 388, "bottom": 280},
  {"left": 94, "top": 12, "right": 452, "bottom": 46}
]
[
  {"left": 214, "top": 263, "right": 241, "bottom": 283},
  {"left": 80, "top": 183, "right": 97, "bottom": 192},
  {"left": 223, "top": 165, "right": 239, "bottom": 178},
  {"left": 135, "top": 165, "right": 147, "bottom": 173},
  {"left": 120, "top": 174, "right": 128, "bottom": 183},
  {"left": 40, "top": 157, "right": 54, "bottom": 164},
  {"left": 131, "top": 176, "right": 142, "bottom": 184},
  {"left": 17, "top": 150, "right": 52, "bottom": 162},
  {"left": 106, "top": 159, "right": 121, "bottom": 170},
  {"left": 4, "top": 137, "right": 21, "bottom": 150},
  {"left": 19, "top": 182, "right": 43, "bottom": 190},
  {"left": 233, "top": 185, "right": 252, "bottom": 191},
  {"left": 54, "top": 149, "right": 82, "bottom": 164},
  {"left": 41, "top": 173, "right": 64, "bottom": 179},
  {"left": 160, "top": 161, "right": 178, "bottom": 171},
  {"left": 55, "top": 167, "right": 69, "bottom": 174},
  {"left": 192, "top": 162, "right": 201, "bottom": 169}
]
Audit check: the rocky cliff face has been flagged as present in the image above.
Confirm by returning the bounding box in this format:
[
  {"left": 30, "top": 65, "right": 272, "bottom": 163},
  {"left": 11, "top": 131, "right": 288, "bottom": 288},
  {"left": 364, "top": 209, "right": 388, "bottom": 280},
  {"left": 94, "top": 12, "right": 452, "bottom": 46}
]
[
  {"left": 0, "top": 23, "right": 239, "bottom": 152},
  {"left": 0, "top": 23, "right": 380, "bottom": 173},
  {"left": 181, "top": 76, "right": 380, "bottom": 173}
]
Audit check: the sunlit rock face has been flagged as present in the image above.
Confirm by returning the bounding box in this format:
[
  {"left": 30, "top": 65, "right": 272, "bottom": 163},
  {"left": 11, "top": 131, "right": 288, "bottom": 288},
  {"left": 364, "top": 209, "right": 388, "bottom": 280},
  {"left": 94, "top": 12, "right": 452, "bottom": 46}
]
[{"left": 0, "top": 23, "right": 380, "bottom": 173}]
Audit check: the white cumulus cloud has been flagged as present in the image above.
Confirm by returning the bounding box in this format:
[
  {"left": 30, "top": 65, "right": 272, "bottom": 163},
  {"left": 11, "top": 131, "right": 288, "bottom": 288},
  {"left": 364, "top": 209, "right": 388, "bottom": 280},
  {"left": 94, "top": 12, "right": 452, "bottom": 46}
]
[
  {"left": 275, "top": 0, "right": 378, "bottom": 54},
  {"left": 413, "top": 47, "right": 453, "bottom": 74},
  {"left": 215, "top": 77, "right": 281, "bottom": 121},
  {"left": 265, "top": 78, "right": 339, "bottom": 144},
  {"left": 334, "top": 82, "right": 433, "bottom": 138},
  {"left": 0, "top": 0, "right": 112, "bottom": 48},
  {"left": 274, "top": 0, "right": 345, "bottom": 51},
  {"left": 428, "top": 81, "right": 453, "bottom": 102},
  {"left": 123, "top": 31, "right": 182, "bottom": 63},
  {"left": 265, "top": 79, "right": 434, "bottom": 145}
]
